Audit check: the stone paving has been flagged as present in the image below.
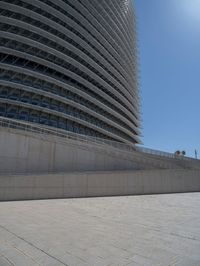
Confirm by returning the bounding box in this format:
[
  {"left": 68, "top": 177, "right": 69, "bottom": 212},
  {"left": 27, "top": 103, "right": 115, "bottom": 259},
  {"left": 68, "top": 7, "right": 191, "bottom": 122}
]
[{"left": 0, "top": 193, "right": 200, "bottom": 266}]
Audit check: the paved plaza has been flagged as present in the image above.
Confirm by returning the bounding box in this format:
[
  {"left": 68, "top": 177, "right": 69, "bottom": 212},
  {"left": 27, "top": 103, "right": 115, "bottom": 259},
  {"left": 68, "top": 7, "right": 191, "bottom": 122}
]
[{"left": 0, "top": 193, "right": 200, "bottom": 266}]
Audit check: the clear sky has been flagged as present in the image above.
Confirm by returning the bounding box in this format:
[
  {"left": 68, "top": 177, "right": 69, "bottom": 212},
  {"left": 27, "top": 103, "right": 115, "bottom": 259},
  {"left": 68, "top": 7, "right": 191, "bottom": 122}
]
[{"left": 134, "top": 0, "right": 200, "bottom": 158}]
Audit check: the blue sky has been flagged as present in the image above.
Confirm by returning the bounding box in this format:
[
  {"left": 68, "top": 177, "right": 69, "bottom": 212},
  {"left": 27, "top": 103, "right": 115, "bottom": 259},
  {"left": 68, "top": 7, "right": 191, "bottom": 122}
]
[{"left": 134, "top": 0, "right": 200, "bottom": 158}]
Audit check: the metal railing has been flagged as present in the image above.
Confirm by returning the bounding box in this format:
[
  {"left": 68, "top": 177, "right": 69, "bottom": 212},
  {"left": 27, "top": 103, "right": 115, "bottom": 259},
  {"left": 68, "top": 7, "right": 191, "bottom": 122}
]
[
  {"left": 0, "top": 116, "right": 199, "bottom": 163},
  {"left": 136, "top": 146, "right": 175, "bottom": 159},
  {"left": 0, "top": 116, "right": 135, "bottom": 151}
]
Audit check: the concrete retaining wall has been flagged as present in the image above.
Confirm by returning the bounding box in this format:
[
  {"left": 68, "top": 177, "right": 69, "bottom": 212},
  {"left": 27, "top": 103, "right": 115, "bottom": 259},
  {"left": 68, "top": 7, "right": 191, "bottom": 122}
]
[
  {"left": 1, "top": 127, "right": 199, "bottom": 174},
  {"left": 0, "top": 169, "right": 199, "bottom": 201},
  {"left": 0, "top": 127, "right": 142, "bottom": 174}
]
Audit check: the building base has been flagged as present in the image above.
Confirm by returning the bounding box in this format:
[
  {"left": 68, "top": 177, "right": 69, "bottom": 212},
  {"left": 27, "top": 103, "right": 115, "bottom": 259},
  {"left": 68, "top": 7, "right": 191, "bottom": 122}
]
[
  {"left": 0, "top": 169, "right": 200, "bottom": 201},
  {"left": 0, "top": 119, "right": 200, "bottom": 201}
]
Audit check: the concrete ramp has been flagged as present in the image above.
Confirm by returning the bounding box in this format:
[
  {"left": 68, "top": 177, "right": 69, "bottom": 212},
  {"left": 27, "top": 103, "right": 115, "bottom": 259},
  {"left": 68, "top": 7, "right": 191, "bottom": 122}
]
[
  {"left": 1, "top": 124, "right": 200, "bottom": 174},
  {"left": 0, "top": 169, "right": 200, "bottom": 201}
]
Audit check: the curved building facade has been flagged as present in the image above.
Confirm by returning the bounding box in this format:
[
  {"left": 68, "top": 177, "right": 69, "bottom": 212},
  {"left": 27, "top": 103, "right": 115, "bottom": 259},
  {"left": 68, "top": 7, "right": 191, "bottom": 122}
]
[{"left": 0, "top": 0, "right": 141, "bottom": 145}]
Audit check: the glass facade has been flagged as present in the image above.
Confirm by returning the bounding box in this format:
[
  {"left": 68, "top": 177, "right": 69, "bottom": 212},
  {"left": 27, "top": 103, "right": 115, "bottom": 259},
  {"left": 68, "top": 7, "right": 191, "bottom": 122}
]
[{"left": 0, "top": 0, "right": 141, "bottom": 144}]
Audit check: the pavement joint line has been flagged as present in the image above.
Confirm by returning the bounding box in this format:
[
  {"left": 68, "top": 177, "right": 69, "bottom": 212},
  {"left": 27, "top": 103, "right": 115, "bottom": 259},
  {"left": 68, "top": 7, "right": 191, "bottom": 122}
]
[
  {"left": 9, "top": 242, "right": 42, "bottom": 266},
  {"left": 169, "top": 232, "right": 200, "bottom": 242},
  {"left": 64, "top": 250, "right": 88, "bottom": 264},
  {"left": 1, "top": 254, "right": 15, "bottom": 266},
  {"left": 1, "top": 236, "right": 42, "bottom": 265},
  {"left": 0, "top": 224, "right": 69, "bottom": 266},
  {"left": 126, "top": 260, "right": 143, "bottom": 266}
]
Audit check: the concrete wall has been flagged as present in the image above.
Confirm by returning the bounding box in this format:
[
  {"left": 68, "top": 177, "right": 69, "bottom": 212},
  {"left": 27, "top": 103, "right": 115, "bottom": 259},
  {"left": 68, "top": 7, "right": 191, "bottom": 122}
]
[
  {"left": 0, "top": 127, "right": 143, "bottom": 174},
  {"left": 1, "top": 127, "right": 200, "bottom": 174},
  {"left": 0, "top": 169, "right": 200, "bottom": 201}
]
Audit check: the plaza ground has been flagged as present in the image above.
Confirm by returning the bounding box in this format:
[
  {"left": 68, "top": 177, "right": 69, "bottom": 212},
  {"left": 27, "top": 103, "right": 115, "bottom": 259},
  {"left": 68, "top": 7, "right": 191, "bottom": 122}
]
[{"left": 0, "top": 193, "right": 200, "bottom": 266}]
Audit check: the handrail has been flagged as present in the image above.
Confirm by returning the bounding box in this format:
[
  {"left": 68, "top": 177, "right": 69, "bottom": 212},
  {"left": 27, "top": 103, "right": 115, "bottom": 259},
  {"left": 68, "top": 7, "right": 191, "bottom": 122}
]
[
  {"left": 135, "top": 147, "right": 177, "bottom": 159},
  {"left": 0, "top": 116, "right": 199, "bottom": 163},
  {"left": 0, "top": 116, "right": 135, "bottom": 151}
]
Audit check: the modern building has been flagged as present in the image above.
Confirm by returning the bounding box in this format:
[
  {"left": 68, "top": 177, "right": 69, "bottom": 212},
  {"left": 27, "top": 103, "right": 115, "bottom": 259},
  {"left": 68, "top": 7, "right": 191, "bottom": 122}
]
[
  {"left": 0, "top": 1, "right": 200, "bottom": 201},
  {"left": 0, "top": 0, "right": 141, "bottom": 145}
]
